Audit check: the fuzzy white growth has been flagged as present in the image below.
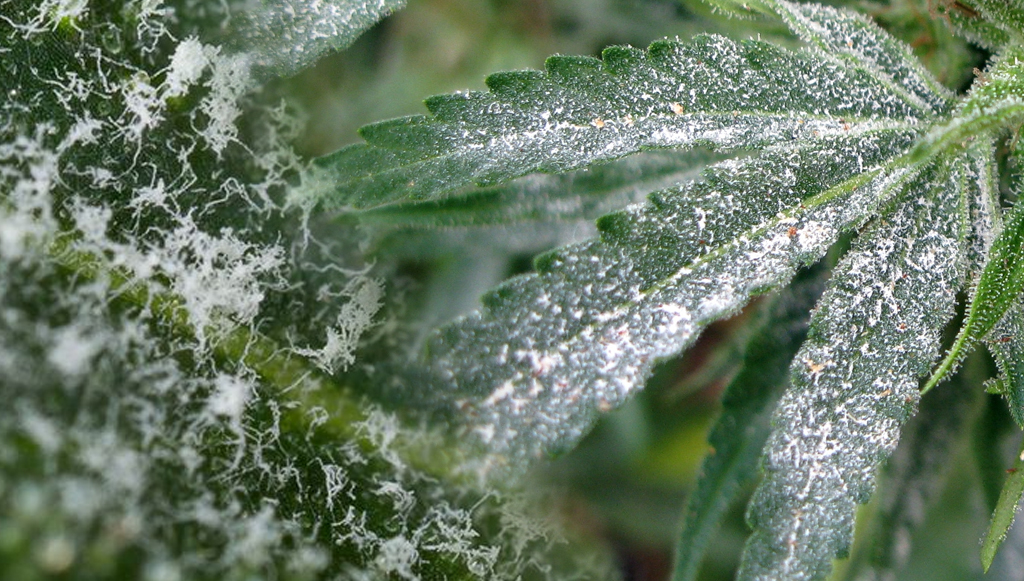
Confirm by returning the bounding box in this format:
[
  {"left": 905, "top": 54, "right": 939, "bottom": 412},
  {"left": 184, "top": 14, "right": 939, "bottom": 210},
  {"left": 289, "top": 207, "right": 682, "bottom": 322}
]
[
  {"left": 47, "top": 324, "right": 105, "bottom": 379},
  {"left": 35, "top": 0, "right": 89, "bottom": 28},
  {"left": 199, "top": 51, "right": 252, "bottom": 154},
  {"left": 57, "top": 116, "right": 104, "bottom": 152},
  {"left": 356, "top": 407, "right": 404, "bottom": 470},
  {"left": 0, "top": 129, "right": 59, "bottom": 259},
  {"left": 295, "top": 277, "right": 383, "bottom": 373},
  {"left": 374, "top": 535, "right": 419, "bottom": 580},
  {"left": 121, "top": 73, "right": 163, "bottom": 141},
  {"left": 208, "top": 373, "right": 252, "bottom": 422},
  {"left": 160, "top": 219, "right": 286, "bottom": 334},
  {"left": 163, "top": 38, "right": 212, "bottom": 99},
  {"left": 0, "top": 2, "right": 614, "bottom": 580},
  {"left": 69, "top": 203, "right": 287, "bottom": 340},
  {"left": 229, "top": 506, "right": 283, "bottom": 567},
  {"left": 321, "top": 461, "right": 350, "bottom": 509}
]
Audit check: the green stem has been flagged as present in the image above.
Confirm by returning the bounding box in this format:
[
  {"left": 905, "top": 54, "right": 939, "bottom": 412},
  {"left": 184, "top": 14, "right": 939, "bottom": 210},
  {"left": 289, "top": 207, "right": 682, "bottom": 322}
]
[{"left": 46, "top": 233, "right": 477, "bottom": 485}]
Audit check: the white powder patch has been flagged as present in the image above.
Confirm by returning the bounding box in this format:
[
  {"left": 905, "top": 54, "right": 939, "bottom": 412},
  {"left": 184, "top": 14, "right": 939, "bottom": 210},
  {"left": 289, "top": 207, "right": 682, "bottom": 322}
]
[
  {"left": 47, "top": 324, "right": 105, "bottom": 379},
  {"left": 36, "top": 0, "right": 89, "bottom": 28},
  {"left": 162, "top": 38, "right": 211, "bottom": 99},
  {"left": 295, "top": 277, "right": 383, "bottom": 373},
  {"left": 199, "top": 51, "right": 252, "bottom": 154},
  {"left": 375, "top": 535, "right": 419, "bottom": 580},
  {"left": 121, "top": 73, "right": 163, "bottom": 141},
  {"left": 208, "top": 374, "right": 251, "bottom": 422}
]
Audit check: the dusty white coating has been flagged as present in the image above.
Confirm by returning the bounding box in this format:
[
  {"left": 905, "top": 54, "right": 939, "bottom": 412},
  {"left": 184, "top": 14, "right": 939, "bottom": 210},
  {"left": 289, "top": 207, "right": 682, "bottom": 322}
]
[{"left": 740, "top": 158, "right": 968, "bottom": 580}]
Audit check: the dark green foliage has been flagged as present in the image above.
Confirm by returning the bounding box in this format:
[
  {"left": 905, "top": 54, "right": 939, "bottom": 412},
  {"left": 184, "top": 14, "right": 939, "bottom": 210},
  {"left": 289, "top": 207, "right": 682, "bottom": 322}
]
[{"left": 15, "top": 0, "right": 1024, "bottom": 580}]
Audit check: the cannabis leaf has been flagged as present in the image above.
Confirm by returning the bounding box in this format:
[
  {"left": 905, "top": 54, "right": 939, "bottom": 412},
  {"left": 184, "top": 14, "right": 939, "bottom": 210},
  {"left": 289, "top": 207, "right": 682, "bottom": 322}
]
[
  {"left": 740, "top": 156, "right": 969, "bottom": 580},
  {"left": 359, "top": 149, "right": 722, "bottom": 229},
  {"left": 301, "top": 0, "right": 950, "bottom": 210},
  {"left": 306, "top": 0, "right": 1024, "bottom": 577},
  {"left": 672, "top": 266, "right": 825, "bottom": 581},
  {"left": 328, "top": 0, "right": 959, "bottom": 468},
  {"left": 844, "top": 364, "right": 980, "bottom": 581},
  {"left": 426, "top": 129, "right": 920, "bottom": 463},
  {"left": 238, "top": 0, "right": 406, "bottom": 76},
  {"left": 1, "top": 1, "right": 614, "bottom": 579}
]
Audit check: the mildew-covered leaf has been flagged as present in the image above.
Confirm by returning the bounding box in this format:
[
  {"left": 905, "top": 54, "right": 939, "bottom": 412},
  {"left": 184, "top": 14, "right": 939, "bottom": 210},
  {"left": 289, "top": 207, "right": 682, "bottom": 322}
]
[
  {"left": 842, "top": 360, "right": 980, "bottom": 581},
  {"left": 236, "top": 0, "right": 406, "bottom": 76},
  {"left": 958, "top": 0, "right": 1024, "bottom": 42},
  {"left": 763, "top": 0, "right": 953, "bottom": 113},
  {"left": 986, "top": 299, "right": 1024, "bottom": 428},
  {"left": 738, "top": 158, "right": 969, "bottom": 581},
  {"left": 672, "top": 267, "right": 825, "bottom": 581},
  {"left": 963, "top": 139, "right": 1002, "bottom": 274},
  {"left": 358, "top": 149, "right": 724, "bottom": 228},
  {"left": 303, "top": 17, "right": 944, "bottom": 209},
  {"left": 425, "top": 128, "right": 922, "bottom": 466},
  {"left": 923, "top": 150, "right": 1020, "bottom": 394}
]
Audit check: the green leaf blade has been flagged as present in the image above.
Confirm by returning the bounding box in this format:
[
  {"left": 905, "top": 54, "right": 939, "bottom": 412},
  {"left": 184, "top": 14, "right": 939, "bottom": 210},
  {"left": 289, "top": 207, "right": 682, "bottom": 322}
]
[
  {"left": 672, "top": 268, "right": 826, "bottom": 581},
  {"left": 359, "top": 149, "right": 725, "bottom": 228},
  {"left": 986, "top": 299, "right": 1024, "bottom": 428},
  {"left": 427, "top": 130, "right": 920, "bottom": 466},
  {"left": 766, "top": 0, "right": 954, "bottom": 113},
  {"left": 238, "top": 0, "right": 407, "bottom": 76},
  {"left": 982, "top": 437, "right": 1024, "bottom": 571},
  {"left": 843, "top": 357, "right": 981, "bottom": 580},
  {"left": 962, "top": 0, "right": 1024, "bottom": 42},
  {"left": 739, "top": 159, "right": 970, "bottom": 581},
  {"left": 923, "top": 145, "right": 1021, "bottom": 394},
  {"left": 938, "top": 1, "right": 1012, "bottom": 51},
  {"left": 308, "top": 28, "right": 943, "bottom": 210}
]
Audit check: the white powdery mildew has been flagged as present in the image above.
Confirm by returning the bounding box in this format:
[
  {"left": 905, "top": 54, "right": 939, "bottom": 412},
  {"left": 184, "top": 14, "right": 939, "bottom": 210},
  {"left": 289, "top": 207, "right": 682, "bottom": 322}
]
[
  {"left": 240, "top": 0, "right": 406, "bottom": 75},
  {"left": 964, "top": 140, "right": 1001, "bottom": 273},
  {"left": 121, "top": 73, "right": 163, "bottom": 141},
  {"left": 294, "top": 276, "right": 383, "bottom": 373},
  {"left": 69, "top": 204, "right": 287, "bottom": 339},
  {"left": 207, "top": 373, "right": 253, "bottom": 423},
  {"left": 773, "top": 1, "right": 952, "bottom": 114},
  {"left": 199, "top": 50, "right": 253, "bottom": 154},
  {"left": 33, "top": 0, "right": 89, "bottom": 28},
  {"left": 0, "top": 128, "right": 60, "bottom": 259},
  {"left": 739, "top": 161, "right": 968, "bottom": 580},
  {"left": 3, "top": 4, "right": 586, "bottom": 580},
  {"left": 432, "top": 129, "right": 923, "bottom": 465},
  {"left": 162, "top": 37, "right": 213, "bottom": 99},
  {"left": 315, "top": 19, "right": 941, "bottom": 208},
  {"left": 375, "top": 535, "right": 419, "bottom": 580},
  {"left": 163, "top": 221, "right": 286, "bottom": 334},
  {"left": 47, "top": 323, "right": 106, "bottom": 379}
]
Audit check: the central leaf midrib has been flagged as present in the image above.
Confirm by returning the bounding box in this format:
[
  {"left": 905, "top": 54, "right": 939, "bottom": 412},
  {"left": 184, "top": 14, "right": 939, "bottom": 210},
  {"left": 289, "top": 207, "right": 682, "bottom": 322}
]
[
  {"left": 531, "top": 131, "right": 926, "bottom": 351},
  {"left": 334, "top": 114, "right": 916, "bottom": 207}
]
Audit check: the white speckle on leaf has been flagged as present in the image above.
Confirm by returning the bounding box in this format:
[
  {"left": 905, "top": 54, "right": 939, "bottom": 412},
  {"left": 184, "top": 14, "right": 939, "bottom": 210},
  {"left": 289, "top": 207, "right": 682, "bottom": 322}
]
[
  {"left": 375, "top": 535, "right": 419, "bottom": 580},
  {"left": 47, "top": 324, "right": 104, "bottom": 379},
  {"left": 199, "top": 51, "right": 252, "bottom": 154},
  {"left": 162, "top": 38, "right": 212, "bottom": 99},
  {"left": 208, "top": 374, "right": 252, "bottom": 422},
  {"left": 294, "top": 277, "right": 383, "bottom": 373}
]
